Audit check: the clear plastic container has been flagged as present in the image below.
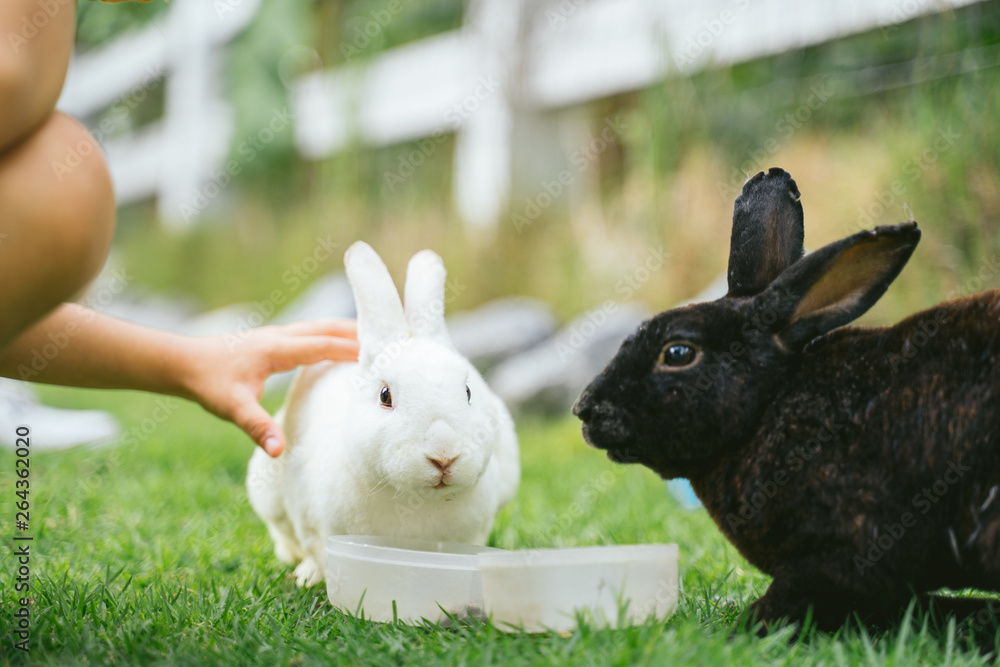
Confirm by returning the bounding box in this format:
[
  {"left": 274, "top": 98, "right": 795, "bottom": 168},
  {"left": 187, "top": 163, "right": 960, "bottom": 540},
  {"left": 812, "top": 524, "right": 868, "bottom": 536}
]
[
  {"left": 326, "top": 535, "right": 502, "bottom": 624},
  {"left": 477, "top": 544, "right": 679, "bottom": 632}
]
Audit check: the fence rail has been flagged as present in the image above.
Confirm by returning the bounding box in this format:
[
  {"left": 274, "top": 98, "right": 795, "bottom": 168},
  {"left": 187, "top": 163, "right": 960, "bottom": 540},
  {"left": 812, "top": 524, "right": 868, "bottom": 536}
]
[{"left": 58, "top": 0, "right": 984, "bottom": 228}]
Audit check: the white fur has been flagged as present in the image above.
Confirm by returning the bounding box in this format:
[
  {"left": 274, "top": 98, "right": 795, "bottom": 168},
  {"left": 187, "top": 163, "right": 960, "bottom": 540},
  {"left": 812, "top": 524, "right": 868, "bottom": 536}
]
[{"left": 247, "top": 242, "right": 520, "bottom": 586}]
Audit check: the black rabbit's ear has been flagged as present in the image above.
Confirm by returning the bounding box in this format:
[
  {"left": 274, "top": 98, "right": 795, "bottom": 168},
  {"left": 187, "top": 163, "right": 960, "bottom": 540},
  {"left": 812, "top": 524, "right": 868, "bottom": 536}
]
[
  {"left": 727, "top": 168, "right": 805, "bottom": 298},
  {"left": 764, "top": 222, "right": 921, "bottom": 350}
]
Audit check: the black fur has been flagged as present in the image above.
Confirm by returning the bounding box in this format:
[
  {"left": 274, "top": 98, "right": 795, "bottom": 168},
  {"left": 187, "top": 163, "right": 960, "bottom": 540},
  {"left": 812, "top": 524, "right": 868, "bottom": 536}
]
[
  {"left": 728, "top": 167, "right": 805, "bottom": 298},
  {"left": 574, "top": 168, "right": 1000, "bottom": 632}
]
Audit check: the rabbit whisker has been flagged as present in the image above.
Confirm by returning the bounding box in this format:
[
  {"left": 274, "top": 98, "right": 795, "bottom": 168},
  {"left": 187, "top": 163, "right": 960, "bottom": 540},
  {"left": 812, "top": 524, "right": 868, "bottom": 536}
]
[
  {"left": 980, "top": 485, "right": 998, "bottom": 513},
  {"left": 366, "top": 474, "right": 393, "bottom": 498},
  {"left": 948, "top": 527, "right": 964, "bottom": 569},
  {"left": 967, "top": 502, "right": 983, "bottom": 547}
]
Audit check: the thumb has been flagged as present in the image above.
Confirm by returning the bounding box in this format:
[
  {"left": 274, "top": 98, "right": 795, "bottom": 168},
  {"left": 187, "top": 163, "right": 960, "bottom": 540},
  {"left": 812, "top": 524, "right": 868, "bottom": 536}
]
[{"left": 233, "top": 399, "right": 285, "bottom": 457}]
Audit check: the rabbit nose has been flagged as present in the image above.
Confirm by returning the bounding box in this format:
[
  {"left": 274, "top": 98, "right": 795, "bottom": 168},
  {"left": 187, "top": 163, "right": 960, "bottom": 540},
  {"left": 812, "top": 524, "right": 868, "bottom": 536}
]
[
  {"left": 426, "top": 455, "right": 459, "bottom": 473},
  {"left": 572, "top": 390, "right": 593, "bottom": 419}
]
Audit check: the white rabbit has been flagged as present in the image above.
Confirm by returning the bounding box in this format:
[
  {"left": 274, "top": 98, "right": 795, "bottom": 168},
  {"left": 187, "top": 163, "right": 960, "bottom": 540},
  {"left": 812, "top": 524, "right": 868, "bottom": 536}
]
[{"left": 247, "top": 241, "right": 520, "bottom": 587}]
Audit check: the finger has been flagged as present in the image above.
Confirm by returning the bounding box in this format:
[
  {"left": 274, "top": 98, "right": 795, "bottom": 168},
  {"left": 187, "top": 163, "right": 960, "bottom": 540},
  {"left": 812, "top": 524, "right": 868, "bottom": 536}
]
[
  {"left": 279, "top": 318, "right": 358, "bottom": 340},
  {"left": 266, "top": 336, "right": 360, "bottom": 372},
  {"left": 233, "top": 399, "right": 285, "bottom": 457}
]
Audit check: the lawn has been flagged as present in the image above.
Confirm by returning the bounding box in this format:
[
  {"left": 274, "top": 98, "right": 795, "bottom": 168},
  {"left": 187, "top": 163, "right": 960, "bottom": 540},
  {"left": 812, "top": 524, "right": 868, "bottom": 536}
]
[{"left": 2, "top": 386, "right": 998, "bottom": 665}]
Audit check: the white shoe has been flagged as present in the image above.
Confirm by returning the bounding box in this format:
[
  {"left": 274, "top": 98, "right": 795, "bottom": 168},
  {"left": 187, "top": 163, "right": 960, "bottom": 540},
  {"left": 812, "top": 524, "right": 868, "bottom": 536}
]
[{"left": 0, "top": 379, "right": 120, "bottom": 451}]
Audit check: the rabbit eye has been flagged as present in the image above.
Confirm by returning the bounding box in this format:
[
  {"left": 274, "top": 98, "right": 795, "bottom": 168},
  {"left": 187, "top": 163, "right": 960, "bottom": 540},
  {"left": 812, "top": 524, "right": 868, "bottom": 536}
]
[
  {"left": 466, "top": 385, "right": 472, "bottom": 403},
  {"left": 656, "top": 342, "right": 700, "bottom": 371},
  {"left": 379, "top": 385, "right": 393, "bottom": 409}
]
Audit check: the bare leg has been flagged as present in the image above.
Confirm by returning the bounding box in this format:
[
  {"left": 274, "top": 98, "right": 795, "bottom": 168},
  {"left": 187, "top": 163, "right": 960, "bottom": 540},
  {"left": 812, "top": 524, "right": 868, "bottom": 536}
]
[
  {"left": 0, "top": 0, "right": 76, "bottom": 151},
  {"left": 0, "top": 111, "right": 116, "bottom": 352},
  {"left": 0, "top": 0, "right": 114, "bottom": 354}
]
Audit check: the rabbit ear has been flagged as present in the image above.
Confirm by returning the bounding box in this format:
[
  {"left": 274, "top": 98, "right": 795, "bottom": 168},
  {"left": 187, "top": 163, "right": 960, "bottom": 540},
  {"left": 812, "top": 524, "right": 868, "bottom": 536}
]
[
  {"left": 403, "top": 249, "right": 453, "bottom": 348},
  {"left": 762, "top": 222, "right": 921, "bottom": 351},
  {"left": 344, "top": 241, "right": 408, "bottom": 365},
  {"left": 727, "top": 168, "right": 805, "bottom": 297}
]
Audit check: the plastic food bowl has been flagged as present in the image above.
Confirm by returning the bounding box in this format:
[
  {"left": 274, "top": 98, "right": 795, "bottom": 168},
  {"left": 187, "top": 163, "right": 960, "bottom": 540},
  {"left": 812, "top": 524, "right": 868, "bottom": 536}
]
[
  {"left": 478, "top": 544, "right": 679, "bottom": 632},
  {"left": 326, "top": 535, "right": 502, "bottom": 624}
]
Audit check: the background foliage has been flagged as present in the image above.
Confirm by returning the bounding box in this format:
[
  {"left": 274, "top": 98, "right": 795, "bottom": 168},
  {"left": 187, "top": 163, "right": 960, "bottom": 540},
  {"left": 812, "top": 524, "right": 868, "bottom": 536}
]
[{"left": 72, "top": 1, "right": 1000, "bottom": 326}]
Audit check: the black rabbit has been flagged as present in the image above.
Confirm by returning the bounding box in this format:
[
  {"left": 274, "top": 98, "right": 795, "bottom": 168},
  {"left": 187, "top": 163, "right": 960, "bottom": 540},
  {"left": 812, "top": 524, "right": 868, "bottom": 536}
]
[{"left": 573, "top": 167, "right": 1000, "bottom": 632}]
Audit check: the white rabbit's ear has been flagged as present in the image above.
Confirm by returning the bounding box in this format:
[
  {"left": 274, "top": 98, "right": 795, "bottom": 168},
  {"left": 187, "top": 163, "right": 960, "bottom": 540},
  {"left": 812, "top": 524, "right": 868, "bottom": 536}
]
[
  {"left": 344, "top": 242, "right": 408, "bottom": 365},
  {"left": 404, "top": 249, "right": 453, "bottom": 348}
]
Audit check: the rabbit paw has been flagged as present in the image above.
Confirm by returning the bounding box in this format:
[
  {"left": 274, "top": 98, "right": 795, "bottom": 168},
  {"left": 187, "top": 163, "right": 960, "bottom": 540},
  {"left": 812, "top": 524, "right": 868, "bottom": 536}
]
[
  {"left": 274, "top": 540, "right": 297, "bottom": 564},
  {"left": 738, "top": 577, "right": 832, "bottom": 635},
  {"left": 293, "top": 557, "right": 324, "bottom": 587},
  {"left": 265, "top": 523, "right": 302, "bottom": 564}
]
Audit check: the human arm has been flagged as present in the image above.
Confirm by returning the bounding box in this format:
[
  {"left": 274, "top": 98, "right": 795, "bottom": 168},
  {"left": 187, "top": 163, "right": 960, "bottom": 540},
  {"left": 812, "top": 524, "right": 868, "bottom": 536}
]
[{"left": 0, "top": 303, "right": 359, "bottom": 456}]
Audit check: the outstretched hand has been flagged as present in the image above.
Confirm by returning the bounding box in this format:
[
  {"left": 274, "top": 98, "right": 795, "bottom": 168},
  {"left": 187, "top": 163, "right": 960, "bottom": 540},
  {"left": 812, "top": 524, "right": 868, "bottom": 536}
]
[
  {"left": 0, "top": 306, "right": 358, "bottom": 457},
  {"left": 180, "top": 319, "right": 358, "bottom": 457}
]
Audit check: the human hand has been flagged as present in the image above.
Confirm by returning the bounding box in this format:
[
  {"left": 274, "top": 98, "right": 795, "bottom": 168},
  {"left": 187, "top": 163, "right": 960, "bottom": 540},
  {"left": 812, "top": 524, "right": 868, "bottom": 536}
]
[{"left": 178, "top": 319, "right": 358, "bottom": 457}]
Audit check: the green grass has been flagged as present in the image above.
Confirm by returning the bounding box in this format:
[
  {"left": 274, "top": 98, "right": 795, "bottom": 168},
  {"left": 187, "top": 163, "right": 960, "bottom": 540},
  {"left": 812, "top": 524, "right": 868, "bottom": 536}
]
[{"left": 1, "top": 388, "right": 999, "bottom": 665}]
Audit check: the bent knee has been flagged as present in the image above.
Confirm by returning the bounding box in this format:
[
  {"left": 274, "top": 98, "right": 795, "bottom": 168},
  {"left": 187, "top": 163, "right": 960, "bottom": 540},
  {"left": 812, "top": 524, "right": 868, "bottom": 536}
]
[
  {"left": 0, "top": 112, "right": 115, "bottom": 297},
  {"left": 43, "top": 113, "right": 116, "bottom": 285}
]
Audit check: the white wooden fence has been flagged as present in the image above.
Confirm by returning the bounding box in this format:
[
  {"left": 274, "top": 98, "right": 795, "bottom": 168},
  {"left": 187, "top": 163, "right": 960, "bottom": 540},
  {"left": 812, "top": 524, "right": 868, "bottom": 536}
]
[
  {"left": 57, "top": 0, "right": 260, "bottom": 228},
  {"left": 59, "top": 0, "right": 984, "bottom": 228}
]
